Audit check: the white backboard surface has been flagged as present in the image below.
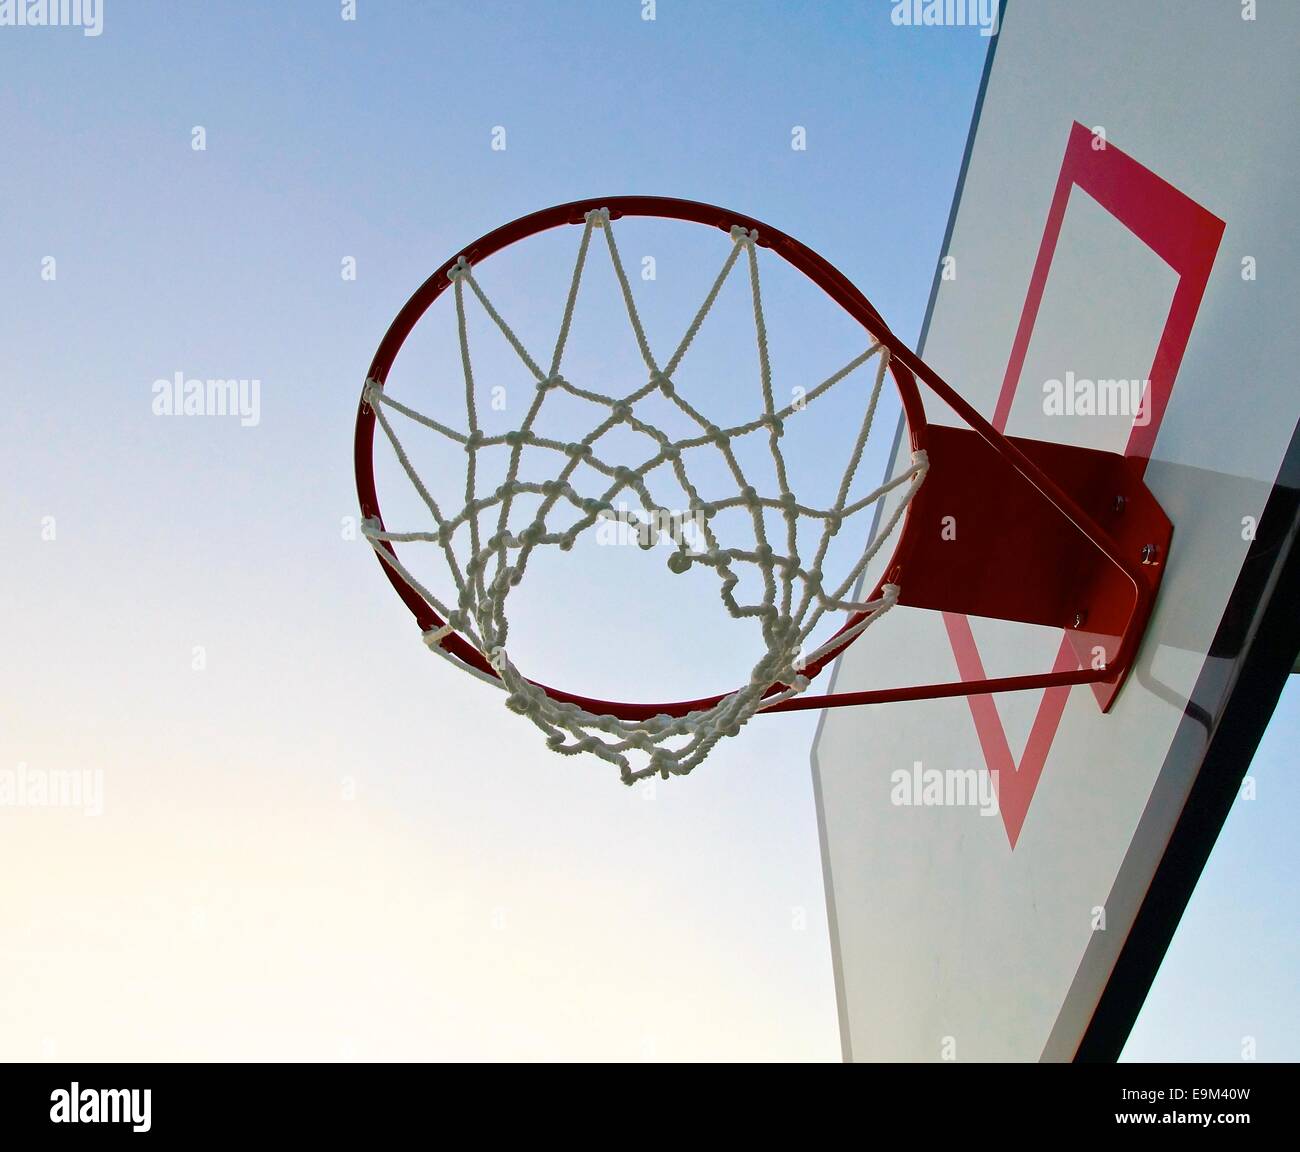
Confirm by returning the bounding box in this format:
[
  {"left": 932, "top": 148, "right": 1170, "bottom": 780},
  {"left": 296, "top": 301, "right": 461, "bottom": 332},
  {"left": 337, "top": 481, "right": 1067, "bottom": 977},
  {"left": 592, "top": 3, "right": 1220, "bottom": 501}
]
[{"left": 812, "top": 0, "right": 1300, "bottom": 1061}]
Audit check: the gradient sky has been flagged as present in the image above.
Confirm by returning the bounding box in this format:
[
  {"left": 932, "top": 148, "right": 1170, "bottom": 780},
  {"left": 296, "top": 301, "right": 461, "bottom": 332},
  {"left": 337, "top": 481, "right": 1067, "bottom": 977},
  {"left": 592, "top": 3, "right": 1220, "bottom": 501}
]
[{"left": 0, "top": 1, "right": 1292, "bottom": 1062}]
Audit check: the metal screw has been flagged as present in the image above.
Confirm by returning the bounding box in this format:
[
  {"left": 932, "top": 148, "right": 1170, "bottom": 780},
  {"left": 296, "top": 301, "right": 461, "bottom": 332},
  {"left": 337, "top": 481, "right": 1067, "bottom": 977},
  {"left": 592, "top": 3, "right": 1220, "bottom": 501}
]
[
  {"left": 1112, "top": 494, "right": 1126, "bottom": 514},
  {"left": 1141, "top": 543, "right": 1159, "bottom": 565}
]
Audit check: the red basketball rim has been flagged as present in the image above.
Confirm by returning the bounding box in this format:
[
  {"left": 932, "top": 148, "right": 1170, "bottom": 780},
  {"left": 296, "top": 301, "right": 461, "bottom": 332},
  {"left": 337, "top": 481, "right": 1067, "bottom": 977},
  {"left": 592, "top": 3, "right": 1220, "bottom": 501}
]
[{"left": 354, "top": 195, "right": 930, "bottom": 720}]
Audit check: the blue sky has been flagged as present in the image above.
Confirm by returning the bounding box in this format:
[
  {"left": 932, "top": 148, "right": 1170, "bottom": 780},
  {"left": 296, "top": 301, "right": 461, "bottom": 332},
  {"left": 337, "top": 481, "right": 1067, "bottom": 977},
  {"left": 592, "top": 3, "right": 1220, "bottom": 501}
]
[{"left": 0, "top": 1, "right": 1291, "bottom": 1061}]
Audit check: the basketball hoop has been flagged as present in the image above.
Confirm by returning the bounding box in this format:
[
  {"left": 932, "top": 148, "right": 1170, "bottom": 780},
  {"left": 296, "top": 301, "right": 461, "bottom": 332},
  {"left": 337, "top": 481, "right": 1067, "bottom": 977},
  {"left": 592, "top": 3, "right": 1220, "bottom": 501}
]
[{"left": 356, "top": 196, "right": 1170, "bottom": 782}]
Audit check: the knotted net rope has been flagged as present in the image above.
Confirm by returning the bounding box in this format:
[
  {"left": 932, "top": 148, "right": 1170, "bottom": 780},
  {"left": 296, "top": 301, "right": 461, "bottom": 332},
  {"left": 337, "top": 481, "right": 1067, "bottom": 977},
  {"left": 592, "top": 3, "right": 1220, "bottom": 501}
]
[{"left": 362, "top": 208, "right": 928, "bottom": 782}]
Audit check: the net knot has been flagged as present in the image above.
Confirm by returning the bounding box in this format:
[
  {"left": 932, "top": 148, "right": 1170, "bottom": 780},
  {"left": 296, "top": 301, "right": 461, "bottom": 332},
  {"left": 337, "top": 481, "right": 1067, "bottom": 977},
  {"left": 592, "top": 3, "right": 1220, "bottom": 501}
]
[{"left": 421, "top": 623, "right": 454, "bottom": 648}]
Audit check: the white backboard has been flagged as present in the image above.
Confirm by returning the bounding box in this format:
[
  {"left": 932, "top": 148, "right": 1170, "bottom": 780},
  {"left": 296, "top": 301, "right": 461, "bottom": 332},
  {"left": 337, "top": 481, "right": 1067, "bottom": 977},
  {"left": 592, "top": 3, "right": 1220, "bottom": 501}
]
[{"left": 812, "top": 0, "right": 1300, "bottom": 1061}]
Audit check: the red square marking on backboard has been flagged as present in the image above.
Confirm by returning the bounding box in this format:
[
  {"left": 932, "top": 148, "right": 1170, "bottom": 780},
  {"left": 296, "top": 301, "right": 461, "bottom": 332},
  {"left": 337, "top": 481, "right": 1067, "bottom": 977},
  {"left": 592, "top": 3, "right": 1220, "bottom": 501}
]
[{"left": 943, "top": 122, "right": 1224, "bottom": 848}]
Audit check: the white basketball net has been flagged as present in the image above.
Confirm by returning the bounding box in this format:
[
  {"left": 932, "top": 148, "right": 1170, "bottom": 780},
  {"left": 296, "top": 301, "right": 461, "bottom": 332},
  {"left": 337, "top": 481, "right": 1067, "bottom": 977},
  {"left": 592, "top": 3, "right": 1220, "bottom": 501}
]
[{"left": 362, "top": 208, "right": 928, "bottom": 783}]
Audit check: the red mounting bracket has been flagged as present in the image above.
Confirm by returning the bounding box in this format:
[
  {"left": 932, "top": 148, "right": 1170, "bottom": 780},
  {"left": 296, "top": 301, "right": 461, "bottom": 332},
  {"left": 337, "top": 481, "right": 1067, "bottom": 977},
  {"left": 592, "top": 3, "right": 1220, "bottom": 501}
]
[
  {"left": 773, "top": 349, "right": 1172, "bottom": 716},
  {"left": 887, "top": 425, "right": 1170, "bottom": 711}
]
